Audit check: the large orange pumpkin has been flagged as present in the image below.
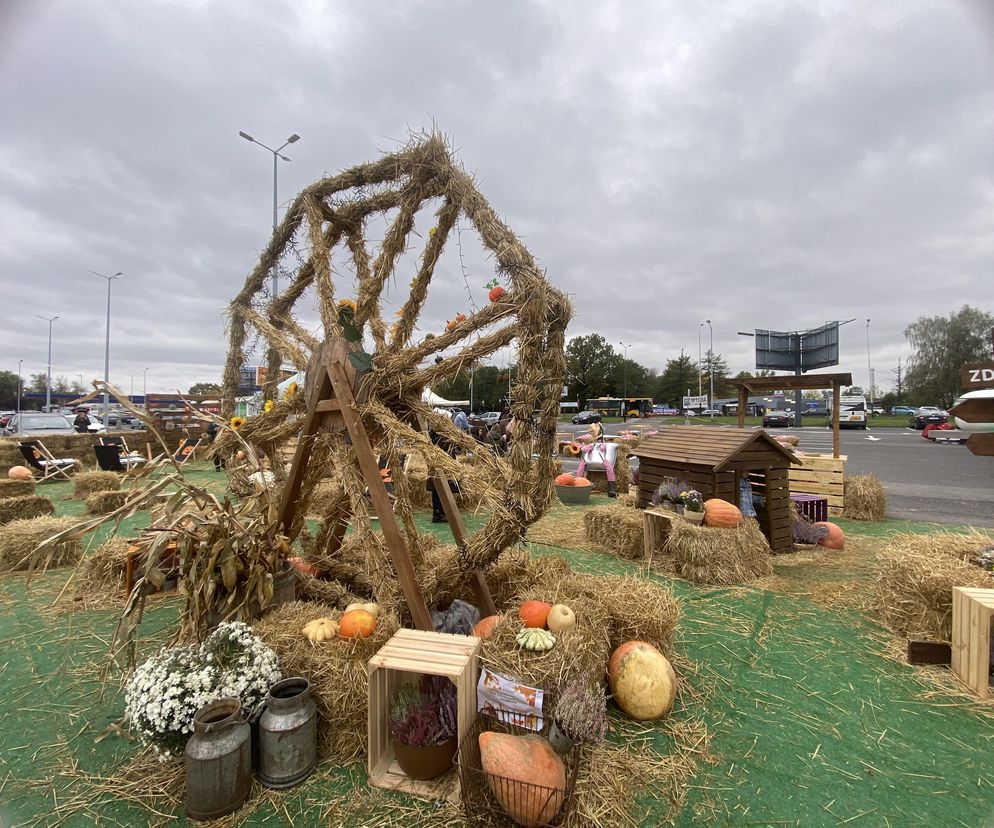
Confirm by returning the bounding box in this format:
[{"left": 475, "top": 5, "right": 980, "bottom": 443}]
[
  {"left": 814, "top": 522, "right": 845, "bottom": 549},
  {"left": 703, "top": 498, "right": 742, "bottom": 528},
  {"left": 479, "top": 731, "right": 565, "bottom": 827},
  {"left": 473, "top": 615, "right": 502, "bottom": 638},
  {"left": 339, "top": 609, "right": 376, "bottom": 639},
  {"left": 554, "top": 473, "right": 575, "bottom": 487},
  {"left": 572, "top": 476, "right": 592, "bottom": 487},
  {"left": 518, "top": 600, "right": 552, "bottom": 629},
  {"left": 7, "top": 466, "right": 32, "bottom": 481},
  {"left": 608, "top": 641, "right": 677, "bottom": 721}
]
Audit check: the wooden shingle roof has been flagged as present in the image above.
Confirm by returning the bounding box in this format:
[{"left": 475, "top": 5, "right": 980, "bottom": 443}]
[{"left": 632, "top": 426, "right": 800, "bottom": 471}]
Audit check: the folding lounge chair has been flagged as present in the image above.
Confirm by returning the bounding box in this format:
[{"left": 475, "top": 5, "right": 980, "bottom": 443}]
[
  {"left": 173, "top": 438, "right": 201, "bottom": 465},
  {"left": 93, "top": 444, "right": 146, "bottom": 472},
  {"left": 18, "top": 441, "right": 77, "bottom": 482},
  {"left": 100, "top": 435, "right": 132, "bottom": 455}
]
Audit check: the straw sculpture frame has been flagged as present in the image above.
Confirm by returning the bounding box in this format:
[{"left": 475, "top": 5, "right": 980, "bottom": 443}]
[{"left": 221, "top": 134, "right": 572, "bottom": 590}]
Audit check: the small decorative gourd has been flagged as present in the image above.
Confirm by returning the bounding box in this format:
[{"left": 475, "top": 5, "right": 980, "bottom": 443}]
[
  {"left": 516, "top": 627, "right": 556, "bottom": 651},
  {"left": 301, "top": 618, "right": 338, "bottom": 643}
]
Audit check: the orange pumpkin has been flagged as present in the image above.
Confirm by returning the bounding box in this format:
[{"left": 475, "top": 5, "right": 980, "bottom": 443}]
[
  {"left": 7, "top": 466, "right": 32, "bottom": 481},
  {"left": 339, "top": 609, "right": 376, "bottom": 639},
  {"left": 288, "top": 556, "right": 321, "bottom": 578},
  {"left": 703, "top": 498, "right": 742, "bottom": 528},
  {"left": 608, "top": 641, "right": 677, "bottom": 721},
  {"left": 815, "top": 521, "right": 845, "bottom": 549},
  {"left": 518, "top": 600, "right": 552, "bottom": 629},
  {"left": 554, "top": 473, "right": 575, "bottom": 486},
  {"left": 479, "top": 731, "right": 565, "bottom": 827},
  {"left": 473, "top": 614, "right": 502, "bottom": 638},
  {"left": 573, "top": 476, "right": 592, "bottom": 487}
]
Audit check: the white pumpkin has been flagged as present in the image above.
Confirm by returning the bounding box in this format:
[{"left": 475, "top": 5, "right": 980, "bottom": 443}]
[
  {"left": 608, "top": 641, "right": 677, "bottom": 721},
  {"left": 346, "top": 602, "right": 379, "bottom": 618},
  {"left": 546, "top": 604, "right": 576, "bottom": 633}
]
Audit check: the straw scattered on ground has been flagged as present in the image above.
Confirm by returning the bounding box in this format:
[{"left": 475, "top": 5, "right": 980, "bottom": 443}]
[
  {"left": 0, "top": 494, "right": 54, "bottom": 525},
  {"left": 72, "top": 471, "right": 121, "bottom": 500},
  {"left": 664, "top": 519, "right": 773, "bottom": 586},
  {"left": 844, "top": 474, "right": 887, "bottom": 521}
]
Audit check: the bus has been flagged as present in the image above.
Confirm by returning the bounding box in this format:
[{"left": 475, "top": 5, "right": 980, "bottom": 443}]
[{"left": 587, "top": 397, "right": 655, "bottom": 418}]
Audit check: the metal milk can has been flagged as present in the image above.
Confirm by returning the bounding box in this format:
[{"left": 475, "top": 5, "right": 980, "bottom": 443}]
[
  {"left": 258, "top": 676, "right": 317, "bottom": 788},
  {"left": 185, "top": 698, "right": 252, "bottom": 821}
]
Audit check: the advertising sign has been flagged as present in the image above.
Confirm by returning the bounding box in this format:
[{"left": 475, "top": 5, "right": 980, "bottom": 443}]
[
  {"left": 682, "top": 395, "right": 708, "bottom": 409},
  {"left": 961, "top": 362, "right": 994, "bottom": 391}
]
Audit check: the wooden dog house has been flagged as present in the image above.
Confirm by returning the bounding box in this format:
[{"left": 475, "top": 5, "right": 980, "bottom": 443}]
[{"left": 632, "top": 426, "right": 801, "bottom": 554}]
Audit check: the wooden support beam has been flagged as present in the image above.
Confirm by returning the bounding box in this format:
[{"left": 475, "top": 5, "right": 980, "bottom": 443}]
[
  {"left": 831, "top": 380, "right": 841, "bottom": 459},
  {"left": 737, "top": 386, "right": 747, "bottom": 429}
]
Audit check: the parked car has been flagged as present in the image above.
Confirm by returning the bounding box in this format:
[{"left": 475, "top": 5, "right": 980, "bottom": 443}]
[
  {"left": 2, "top": 412, "right": 76, "bottom": 437},
  {"left": 0, "top": 411, "right": 14, "bottom": 429},
  {"left": 477, "top": 411, "right": 502, "bottom": 427},
  {"left": 762, "top": 411, "right": 796, "bottom": 428},
  {"left": 802, "top": 408, "right": 829, "bottom": 417},
  {"left": 699, "top": 409, "right": 722, "bottom": 416},
  {"left": 890, "top": 405, "right": 916, "bottom": 416},
  {"left": 571, "top": 410, "right": 602, "bottom": 425},
  {"left": 909, "top": 407, "right": 948, "bottom": 430}
]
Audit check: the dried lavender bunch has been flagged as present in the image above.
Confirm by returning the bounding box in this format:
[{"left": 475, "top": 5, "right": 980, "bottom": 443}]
[
  {"left": 792, "top": 519, "right": 830, "bottom": 545},
  {"left": 553, "top": 682, "right": 607, "bottom": 744}
]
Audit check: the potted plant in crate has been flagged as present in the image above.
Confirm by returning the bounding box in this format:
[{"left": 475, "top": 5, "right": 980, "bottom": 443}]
[
  {"left": 548, "top": 681, "right": 608, "bottom": 754},
  {"left": 388, "top": 674, "right": 458, "bottom": 779},
  {"left": 679, "top": 489, "right": 705, "bottom": 524}
]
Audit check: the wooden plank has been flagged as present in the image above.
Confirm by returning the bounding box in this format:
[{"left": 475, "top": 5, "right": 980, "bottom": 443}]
[
  {"left": 314, "top": 399, "right": 342, "bottom": 413},
  {"left": 328, "top": 360, "right": 433, "bottom": 632},
  {"left": 908, "top": 640, "right": 951, "bottom": 666},
  {"left": 966, "top": 433, "right": 994, "bottom": 457}
]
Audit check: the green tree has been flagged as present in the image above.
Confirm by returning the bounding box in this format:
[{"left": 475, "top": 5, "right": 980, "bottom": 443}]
[
  {"left": 654, "top": 350, "right": 698, "bottom": 407},
  {"left": 566, "top": 334, "right": 617, "bottom": 409},
  {"left": 29, "top": 373, "right": 48, "bottom": 393},
  {"left": 189, "top": 382, "right": 223, "bottom": 395},
  {"left": 905, "top": 305, "right": 994, "bottom": 407},
  {"left": 0, "top": 371, "right": 20, "bottom": 408},
  {"left": 702, "top": 350, "right": 732, "bottom": 399}
]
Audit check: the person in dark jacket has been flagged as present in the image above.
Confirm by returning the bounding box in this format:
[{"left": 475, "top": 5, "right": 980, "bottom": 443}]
[{"left": 72, "top": 409, "right": 90, "bottom": 433}]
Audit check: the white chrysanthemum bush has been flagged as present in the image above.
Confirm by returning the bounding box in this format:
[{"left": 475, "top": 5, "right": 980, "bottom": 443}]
[{"left": 124, "top": 622, "right": 281, "bottom": 758}]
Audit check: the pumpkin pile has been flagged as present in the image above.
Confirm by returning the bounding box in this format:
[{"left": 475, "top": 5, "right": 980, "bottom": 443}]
[
  {"left": 300, "top": 603, "right": 379, "bottom": 643},
  {"left": 510, "top": 600, "right": 578, "bottom": 653},
  {"left": 554, "top": 473, "right": 591, "bottom": 488}
]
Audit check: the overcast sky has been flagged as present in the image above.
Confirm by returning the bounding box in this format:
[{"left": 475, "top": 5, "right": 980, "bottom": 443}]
[{"left": 2, "top": 0, "right": 992, "bottom": 398}]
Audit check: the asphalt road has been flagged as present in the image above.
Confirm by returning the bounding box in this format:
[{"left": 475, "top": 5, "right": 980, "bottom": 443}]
[{"left": 557, "top": 420, "right": 994, "bottom": 528}]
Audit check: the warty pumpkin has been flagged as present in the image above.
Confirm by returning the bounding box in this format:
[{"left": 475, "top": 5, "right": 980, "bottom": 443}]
[{"left": 703, "top": 498, "right": 742, "bottom": 528}]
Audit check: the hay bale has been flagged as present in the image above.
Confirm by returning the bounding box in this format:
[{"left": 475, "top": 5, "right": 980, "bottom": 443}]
[
  {"left": 73, "top": 471, "right": 121, "bottom": 500},
  {"left": 583, "top": 505, "right": 644, "bottom": 560},
  {"left": 84, "top": 490, "right": 130, "bottom": 515},
  {"left": 72, "top": 537, "right": 131, "bottom": 603},
  {"left": 0, "top": 478, "right": 35, "bottom": 498},
  {"left": 252, "top": 601, "right": 401, "bottom": 761},
  {"left": 665, "top": 519, "right": 773, "bottom": 586},
  {"left": 0, "top": 495, "right": 54, "bottom": 525},
  {"left": 306, "top": 480, "right": 344, "bottom": 518},
  {"left": 844, "top": 474, "right": 886, "bottom": 521},
  {"left": 589, "top": 574, "right": 681, "bottom": 657},
  {"left": 0, "top": 516, "right": 83, "bottom": 572},
  {"left": 875, "top": 530, "right": 994, "bottom": 640}
]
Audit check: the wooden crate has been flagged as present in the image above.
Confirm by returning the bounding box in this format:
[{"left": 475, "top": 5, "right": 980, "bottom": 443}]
[
  {"left": 643, "top": 507, "right": 675, "bottom": 560},
  {"left": 788, "top": 453, "right": 846, "bottom": 516},
  {"left": 367, "top": 629, "right": 480, "bottom": 800},
  {"left": 951, "top": 587, "right": 994, "bottom": 697}
]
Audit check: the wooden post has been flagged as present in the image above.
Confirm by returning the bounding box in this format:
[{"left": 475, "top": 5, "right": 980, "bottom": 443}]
[
  {"left": 831, "top": 380, "right": 841, "bottom": 459},
  {"left": 737, "top": 385, "right": 748, "bottom": 429}
]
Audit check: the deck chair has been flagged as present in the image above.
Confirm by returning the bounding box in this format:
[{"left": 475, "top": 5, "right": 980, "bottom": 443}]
[
  {"left": 94, "top": 444, "right": 146, "bottom": 472},
  {"left": 100, "top": 435, "right": 132, "bottom": 455},
  {"left": 18, "top": 441, "right": 78, "bottom": 482},
  {"left": 173, "top": 437, "right": 201, "bottom": 465}
]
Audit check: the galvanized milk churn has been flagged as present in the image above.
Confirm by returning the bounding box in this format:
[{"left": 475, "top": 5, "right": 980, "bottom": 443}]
[
  {"left": 185, "top": 698, "right": 252, "bottom": 820},
  {"left": 257, "top": 676, "right": 317, "bottom": 788}
]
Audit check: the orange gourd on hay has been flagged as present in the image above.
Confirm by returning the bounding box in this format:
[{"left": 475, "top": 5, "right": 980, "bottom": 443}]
[
  {"left": 703, "top": 498, "right": 742, "bottom": 528},
  {"left": 814, "top": 522, "right": 845, "bottom": 549},
  {"left": 473, "top": 615, "right": 502, "bottom": 638},
  {"left": 608, "top": 640, "right": 677, "bottom": 721},
  {"left": 573, "top": 476, "right": 592, "bottom": 487},
  {"left": 518, "top": 600, "right": 552, "bottom": 629},
  {"left": 479, "top": 731, "right": 566, "bottom": 827},
  {"left": 554, "top": 473, "right": 575, "bottom": 486},
  {"left": 339, "top": 609, "right": 376, "bottom": 638},
  {"left": 7, "top": 466, "right": 32, "bottom": 481}
]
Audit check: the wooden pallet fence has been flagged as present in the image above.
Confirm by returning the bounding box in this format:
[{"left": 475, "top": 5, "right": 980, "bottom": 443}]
[
  {"left": 367, "top": 629, "right": 480, "bottom": 801},
  {"left": 788, "top": 453, "right": 846, "bottom": 516}
]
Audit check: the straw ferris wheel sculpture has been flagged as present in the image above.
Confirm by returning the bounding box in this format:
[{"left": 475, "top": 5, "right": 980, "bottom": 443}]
[{"left": 222, "top": 134, "right": 571, "bottom": 607}]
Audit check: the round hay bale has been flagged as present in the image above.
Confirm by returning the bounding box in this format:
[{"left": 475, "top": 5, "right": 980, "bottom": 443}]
[
  {"left": 664, "top": 519, "right": 773, "bottom": 586},
  {"left": 844, "top": 474, "right": 886, "bottom": 521},
  {"left": 84, "top": 490, "right": 130, "bottom": 515},
  {"left": 252, "top": 601, "right": 401, "bottom": 761},
  {"left": 73, "top": 471, "right": 121, "bottom": 500},
  {"left": 0, "top": 516, "right": 83, "bottom": 573},
  {"left": 0, "top": 495, "right": 54, "bottom": 526},
  {"left": 875, "top": 530, "right": 994, "bottom": 640},
  {"left": 0, "top": 478, "right": 35, "bottom": 499}
]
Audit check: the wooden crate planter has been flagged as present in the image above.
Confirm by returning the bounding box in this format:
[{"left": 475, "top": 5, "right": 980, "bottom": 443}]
[
  {"left": 368, "top": 629, "right": 481, "bottom": 800},
  {"left": 643, "top": 507, "right": 675, "bottom": 560},
  {"left": 788, "top": 453, "right": 846, "bottom": 516},
  {"left": 951, "top": 587, "right": 994, "bottom": 698}
]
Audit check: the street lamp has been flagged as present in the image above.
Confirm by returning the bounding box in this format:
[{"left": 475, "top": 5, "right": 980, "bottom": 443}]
[
  {"left": 90, "top": 270, "right": 123, "bottom": 413},
  {"left": 698, "top": 323, "right": 703, "bottom": 396},
  {"left": 619, "top": 341, "right": 630, "bottom": 421},
  {"left": 706, "top": 320, "right": 714, "bottom": 420},
  {"left": 238, "top": 130, "right": 300, "bottom": 299},
  {"left": 35, "top": 314, "right": 58, "bottom": 411},
  {"left": 16, "top": 359, "right": 22, "bottom": 414},
  {"left": 865, "top": 318, "right": 873, "bottom": 409},
  {"left": 143, "top": 367, "right": 149, "bottom": 409}
]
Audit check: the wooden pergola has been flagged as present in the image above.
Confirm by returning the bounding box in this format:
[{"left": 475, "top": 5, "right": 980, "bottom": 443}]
[{"left": 729, "top": 372, "right": 853, "bottom": 458}]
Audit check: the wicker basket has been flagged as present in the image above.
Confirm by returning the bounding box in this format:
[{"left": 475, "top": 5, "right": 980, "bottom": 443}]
[
  {"left": 456, "top": 709, "right": 579, "bottom": 827},
  {"left": 555, "top": 484, "right": 592, "bottom": 505}
]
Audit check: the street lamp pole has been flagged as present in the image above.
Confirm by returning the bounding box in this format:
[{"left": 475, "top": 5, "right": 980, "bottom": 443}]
[
  {"left": 706, "top": 320, "right": 714, "bottom": 420},
  {"left": 698, "top": 324, "right": 704, "bottom": 396},
  {"left": 90, "top": 270, "right": 123, "bottom": 412},
  {"left": 143, "top": 368, "right": 149, "bottom": 409},
  {"left": 619, "top": 341, "right": 630, "bottom": 421},
  {"left": 17, "top": 359, "right": 22, "bottom": 414},
  {"left": 35, "top": 314, "right": 58, "bottom": 411},
  {"left": 865, "top": 318, "right": 873, "bottom": 409},
  {"left": 238, "top": 130, "right": 300, "bottom": 299}
]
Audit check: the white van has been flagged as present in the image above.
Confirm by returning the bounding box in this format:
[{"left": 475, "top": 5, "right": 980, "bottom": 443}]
[{"left": 838, "top": 395, "right": 868, "bottom": 429}]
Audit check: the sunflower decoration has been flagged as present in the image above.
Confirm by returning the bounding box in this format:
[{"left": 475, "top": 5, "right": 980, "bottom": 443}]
[
  {"left": 263, "top": 400, "right": 274, "bottom": 414},
  {"left": 565, "top": 442, "right": 582, "bottom": 457},
  {"left": 336, "top": 298, "right": 358, "bottom": 320},
  {"left": 283, "top": 381, "right": 299, "bottom": 400},
  {"left": 229, "top": 416, "right": 246, "bottom": 431}
]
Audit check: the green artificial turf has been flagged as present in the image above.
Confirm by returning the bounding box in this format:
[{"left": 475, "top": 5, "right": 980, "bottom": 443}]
[{"left": 2, "top": 465, "right": 993, "bottom": 826}]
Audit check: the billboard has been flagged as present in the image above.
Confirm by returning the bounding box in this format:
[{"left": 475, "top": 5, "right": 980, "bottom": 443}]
[
  {"left": 682, "top": 395, "right": 709, "bottom": 409},
  {"left": 754, "top": 322, "right": 839, "bottom": 373}
]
